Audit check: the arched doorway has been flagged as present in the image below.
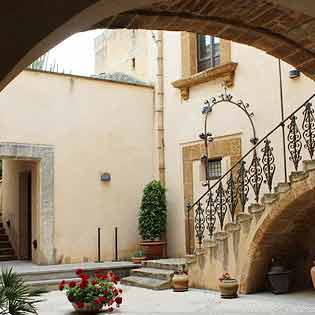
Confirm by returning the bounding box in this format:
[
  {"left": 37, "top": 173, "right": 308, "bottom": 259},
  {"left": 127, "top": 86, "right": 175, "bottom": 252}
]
[{"left": 241, "top": 186, "right": 315, "bottom": 293}]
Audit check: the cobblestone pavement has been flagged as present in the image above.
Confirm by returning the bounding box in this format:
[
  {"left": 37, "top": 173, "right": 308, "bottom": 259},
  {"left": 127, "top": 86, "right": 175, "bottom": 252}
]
[{"left": 38, "top": 286, "right": 315, "bottom": 314}]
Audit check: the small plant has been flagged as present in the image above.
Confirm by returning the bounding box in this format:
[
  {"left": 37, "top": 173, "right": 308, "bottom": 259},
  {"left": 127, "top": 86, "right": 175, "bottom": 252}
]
[
  {"left": 219, "top": 272, "right": 234, "bottom": 282},
  {"left": 59, "top": 269, "right": 123, "bottom": 312},
  {"left": 138, "top": 180, "right": 167, "bottom": 240},
  {"left": 0, "top": 268, "right": 45, "bottom": 315}
]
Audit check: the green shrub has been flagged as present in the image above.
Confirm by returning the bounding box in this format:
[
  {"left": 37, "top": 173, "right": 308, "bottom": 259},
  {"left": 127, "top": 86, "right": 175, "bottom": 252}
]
[
  {"left": 138, "top": 180, "right": 167, "bottom": 240},
  {"left": 0, "top": 268, "right": 45, "bottom": 315}
]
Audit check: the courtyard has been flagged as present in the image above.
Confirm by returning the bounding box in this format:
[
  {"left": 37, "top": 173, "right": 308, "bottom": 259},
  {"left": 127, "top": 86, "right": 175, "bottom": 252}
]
[{"left": 38, "top": 286, "right": 315, "bottom": 314}]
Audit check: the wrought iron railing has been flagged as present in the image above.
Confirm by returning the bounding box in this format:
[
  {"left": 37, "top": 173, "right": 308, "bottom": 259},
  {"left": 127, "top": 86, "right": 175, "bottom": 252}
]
[{"left": 187, "top": 93, "right": 315, "bottom": 251}]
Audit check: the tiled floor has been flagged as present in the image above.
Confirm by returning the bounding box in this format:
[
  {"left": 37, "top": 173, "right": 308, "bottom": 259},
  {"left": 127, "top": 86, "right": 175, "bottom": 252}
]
[{"left": 38, "top": 286, "right": 315, "bottom": 314}]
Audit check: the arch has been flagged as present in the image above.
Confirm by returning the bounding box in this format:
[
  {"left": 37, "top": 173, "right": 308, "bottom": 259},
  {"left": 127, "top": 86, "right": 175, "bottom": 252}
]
[
  {"left": 2, "top": 1, "right": 315, "bottom": 91},
  {"left": 240, "top": 171, "right": 315, "bottom": 293}
]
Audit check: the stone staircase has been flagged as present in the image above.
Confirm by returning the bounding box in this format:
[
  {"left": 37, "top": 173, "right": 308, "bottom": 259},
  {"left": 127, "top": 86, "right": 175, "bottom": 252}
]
[
  {"left": 187, "top": 159, "right": 315, "bottom": 293},
  {"left": 121, "top": 259, "right": 186, "bottom": 290},
  {"left": 0, "top": 212, "right": 16, "bottom": 261}
]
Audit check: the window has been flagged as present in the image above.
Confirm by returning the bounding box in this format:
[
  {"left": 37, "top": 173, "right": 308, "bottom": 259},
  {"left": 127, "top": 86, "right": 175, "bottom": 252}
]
[
  {"left": 197, "top": 34, "right": 220, "bottom": 72},
  {"left": 207, "top": 158, "right": 222, "bottom": 180}
]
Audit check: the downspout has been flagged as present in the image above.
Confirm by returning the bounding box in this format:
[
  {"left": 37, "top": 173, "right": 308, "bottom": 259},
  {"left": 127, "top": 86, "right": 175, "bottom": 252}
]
[{"left": 154, "top": 31, "right": 166, "bottom": 186}]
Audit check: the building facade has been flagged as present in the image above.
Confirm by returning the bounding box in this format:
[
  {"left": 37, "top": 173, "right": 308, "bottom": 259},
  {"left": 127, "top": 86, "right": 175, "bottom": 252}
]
[{"left": 0, "top": 29, "right": 314, "bottom": 284}]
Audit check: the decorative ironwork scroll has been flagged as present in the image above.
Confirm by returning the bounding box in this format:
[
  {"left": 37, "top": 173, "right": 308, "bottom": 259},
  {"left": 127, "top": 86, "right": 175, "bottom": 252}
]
[
  {"left": 248, "top": 149, "right": 263, "bottom": 203},
  {"left": 237, "top": 161, "right": 249, "bottom": 212},
  {"left": 195, "top": 202, "right": 205, "bottom": 247},
  {"left": 302, "top": 102, "right": 315, "bottom": 159},
  {"left": 214, "top": 182, "right": 228, "bottom": 230},
  {"left": 288, "top": 115, "right": 302, "bottom": 171},
  {"left": 226, "top": 173, "right": 238, "bottom": 222},
  {"left": 261, "top": 138, "right": 276, "bottom": 192},
  {"left": 205, "top": 191, "right": 216, "bottom": 238}
]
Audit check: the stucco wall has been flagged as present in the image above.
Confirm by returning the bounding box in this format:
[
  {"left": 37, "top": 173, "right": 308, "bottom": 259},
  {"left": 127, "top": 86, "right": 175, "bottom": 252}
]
[
  {"left": 162, "top": 31, "right": 315, "bottom": 258},
  {"left": 0, "top": 70, "right": 154, "bottom": 263}
]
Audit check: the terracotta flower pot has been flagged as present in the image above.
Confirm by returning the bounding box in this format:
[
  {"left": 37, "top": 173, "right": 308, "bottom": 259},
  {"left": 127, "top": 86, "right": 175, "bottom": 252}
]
[
  {"left": 72, "top": 302, "right": 102, "bottom": 313},
  {"left": 218, "top": 279, "right": 239, "bottom": 298},
  {"left": 139, "top": 241, "right": 166, "bottom": 259},
  {"left": 172, "top": 272, "right": 188, "bottom": 292},
  {"left": 310, "top": 265, "right": 315, "bottom": 288},
  {"left": 131, "top": 256, "right": 146, "bottom": 264}
]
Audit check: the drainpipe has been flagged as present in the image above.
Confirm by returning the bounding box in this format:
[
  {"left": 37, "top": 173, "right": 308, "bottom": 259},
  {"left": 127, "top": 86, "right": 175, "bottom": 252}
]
[{"left": 154, "top": 31, "right": 166, "bottom": 186}]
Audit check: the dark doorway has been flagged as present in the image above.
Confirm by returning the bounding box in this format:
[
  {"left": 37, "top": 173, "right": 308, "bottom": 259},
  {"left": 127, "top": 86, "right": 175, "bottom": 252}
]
[{"left": 19, "top": 171, "right": 32, "bottom": 260}]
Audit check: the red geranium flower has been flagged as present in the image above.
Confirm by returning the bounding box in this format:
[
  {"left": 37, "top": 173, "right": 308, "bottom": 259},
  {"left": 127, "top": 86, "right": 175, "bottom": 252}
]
[
  {"left": 68, "top": 281, "right": 76, "bottom": 288},
  {"left": 76, "top": 269, "right": 84, "bottom": 276},
  {"left": 115, "top": 296, "right": 122, "bottom": 305},
  {"left": 59, "top": 284, "right": 65, "bottom": 291},
  {"left": 79, "top": 281, "right": 88, "bottom": 289},
  {"left": 92, "top": 280, "right": 97, "bottom": 285}
]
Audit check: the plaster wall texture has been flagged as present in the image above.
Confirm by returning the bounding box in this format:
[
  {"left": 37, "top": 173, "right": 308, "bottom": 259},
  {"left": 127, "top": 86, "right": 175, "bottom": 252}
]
[
  {"left": 0, "top": 70, "right": 154, "bottom": 263},
  {"left": 94, "top": 29, "right": 157, "bottom": 83},
  {"left": 162, "top": 31, "right": 315, "bottom": 258}
]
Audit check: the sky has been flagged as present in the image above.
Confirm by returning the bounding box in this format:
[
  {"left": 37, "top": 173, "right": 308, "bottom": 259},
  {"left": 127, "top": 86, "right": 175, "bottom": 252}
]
[{"left": 44, "top": 30, "right": 103, "bottom": 76}]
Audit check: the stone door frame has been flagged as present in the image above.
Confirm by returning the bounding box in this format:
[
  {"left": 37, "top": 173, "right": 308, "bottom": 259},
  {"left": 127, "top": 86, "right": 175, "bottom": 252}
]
[
  {"left": 0, "top": 142, "right": 55, "bottom": 264},
  {"left": 182, "top": 135, "right": 242, "bottom": 254}
]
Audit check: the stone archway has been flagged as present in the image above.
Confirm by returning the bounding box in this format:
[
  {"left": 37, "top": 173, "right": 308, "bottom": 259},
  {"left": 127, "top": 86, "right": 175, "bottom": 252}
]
[
  {"left": 241, "top": 179, "right": 315, "bottom": 293},
  {"left": 3, "top": 1, "right": 315, "bottom": 90},
  {"left": 0, "top": 142, "right": 55, "bottom": 265}
]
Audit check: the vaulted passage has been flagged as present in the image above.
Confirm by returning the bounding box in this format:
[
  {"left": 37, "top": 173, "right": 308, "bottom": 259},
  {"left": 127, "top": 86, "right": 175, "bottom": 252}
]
[
  {"left": 243, "top": 189, "right": 315, "bottom": 293},
  {"left": 3, "top": 0, "right": 315, "bottom": 91}
]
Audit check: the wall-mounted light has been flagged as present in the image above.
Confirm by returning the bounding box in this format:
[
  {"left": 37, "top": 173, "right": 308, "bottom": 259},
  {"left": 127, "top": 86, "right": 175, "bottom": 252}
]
[
  {"left": 289, "top": 69, "right": 300, "bottom": 79},
  {"left": 100, "top": 173, "right": 111, "bottom": 182}
]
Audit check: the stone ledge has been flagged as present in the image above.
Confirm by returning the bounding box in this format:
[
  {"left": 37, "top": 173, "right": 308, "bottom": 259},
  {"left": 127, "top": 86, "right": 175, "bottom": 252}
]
[{"left": 171, "top": 62, "right": 238, "bottom": 100}]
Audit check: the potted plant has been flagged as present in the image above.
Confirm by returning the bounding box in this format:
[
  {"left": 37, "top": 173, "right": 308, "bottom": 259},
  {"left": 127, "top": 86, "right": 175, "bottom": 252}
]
[
  {"left": 218, "top": 272, "right": 239, "bottom": 299},
  {"left": 59, "top": 269, "right": 123, "bottom": 313},
  {"left": 267, "top": 258, "right": 291, "bottom": 294},
  {"left": 172, "top": 265, "right": 188, "bottom": 292},
  {"left": 138, "top": 180, "right": 167, "bottom": 259},
  {"left": 131, "top": 250, "right": 146, "bottom": 264}
]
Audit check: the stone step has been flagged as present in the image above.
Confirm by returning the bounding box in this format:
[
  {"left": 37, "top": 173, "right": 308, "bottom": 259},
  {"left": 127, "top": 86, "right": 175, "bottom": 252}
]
[
  {"left": 143, "top": 259, "right": 186, "bottom": 271},
  {"left": 0, "top": 235, "right": 8, "bottom": 241},
  {"left": 120, "top": 275, "right": 171, "bottom": 290},
  {"left": 26, "top": 277, "right": 80, "bottom": 292},
  {"left": 0, "top": 248, "right": 14, "bottom": 256},
  {"left": 0, "top": 241, "right": 10, "bottom": 247},
  {"left": 130, "top": 267, "right": 174, "bottom": 280},
  {"left": 0, "top": 254, "right": 16, "bottom": 261}
]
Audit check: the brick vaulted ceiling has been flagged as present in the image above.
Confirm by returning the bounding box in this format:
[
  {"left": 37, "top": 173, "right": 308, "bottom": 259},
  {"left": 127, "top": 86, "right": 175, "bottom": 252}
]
[{"left": 2, "top": 0, "right": 315, "bottom": 91}]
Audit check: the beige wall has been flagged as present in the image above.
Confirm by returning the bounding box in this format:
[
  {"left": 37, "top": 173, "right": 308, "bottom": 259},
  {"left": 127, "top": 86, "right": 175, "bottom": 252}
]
[
  {"left": 162, "top": 31, "right": 315, "bottom": 258},
  {"left": 0, "top": 70, "right": 154, "bottom": 263},
  {"left": 94, "top": 30, "right": 157, "bottom": 82}
]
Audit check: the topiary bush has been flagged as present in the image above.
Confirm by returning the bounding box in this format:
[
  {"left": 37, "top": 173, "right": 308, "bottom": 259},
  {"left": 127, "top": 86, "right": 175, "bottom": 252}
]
[{"left": 138, "top": 180, "right": 167, "bottom": 241}]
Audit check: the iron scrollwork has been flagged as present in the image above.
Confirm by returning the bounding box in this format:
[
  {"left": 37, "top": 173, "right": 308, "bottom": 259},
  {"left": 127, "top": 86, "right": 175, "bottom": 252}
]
[
  {"left": 205, "top": 191, "right": 216, "bottom": 238},
  {"left": 214, "top": 182, "right": 228, "bottom": 230},
  {"left": 302, "top": 102, "right": 315, "bottom": 159},
  {"left": 195, "top": 202, "right": 205, "bottom": 247},
  {"left": 261, "top": 138, "right": 276, "bottom": 192},
  {"left": 237, "top": 161, "right": 249, "bottom": 212},
  {"left": 288, "top": 115, "right": 302, "bottom": 171},
  {"left": 226, "top": 173, "right": 238, "bottom": 222},
  {"left": 248, "top": 149, "right": 263, "bottom": 203}
]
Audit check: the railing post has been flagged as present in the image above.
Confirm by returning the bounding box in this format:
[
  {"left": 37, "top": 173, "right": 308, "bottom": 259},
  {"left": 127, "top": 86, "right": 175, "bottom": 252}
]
[{"left": 278, "top": 59, "right": 288, "bottom": 183}]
